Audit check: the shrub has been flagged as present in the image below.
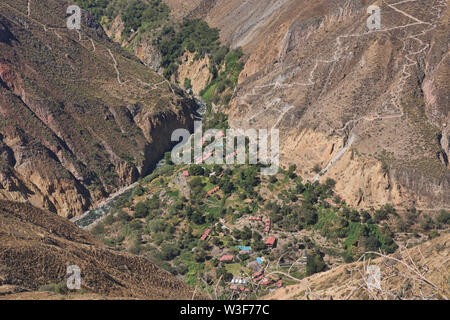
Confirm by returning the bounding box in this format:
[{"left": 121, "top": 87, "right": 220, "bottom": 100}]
[
  {"left": 184, "top": 78, "right": 192, "bottom": 90},
  {"left": 324, "top": 178, "right": 336, "bottom": 190},
  {"left": 103, "top": 213, "right": 116, "bottom": 225},
  {"left": 160, "top": 244, "right": 181, "bottom": 260},
  {"left": 189, "top": 165, "right": 204, "bottom": 176},
  {"left": 222, "top": 94, "right": 233, "bottom": 105},
  {"left": 147, "top": 195, "right": 160, "bottom": 210},
  {"left": 349, "top": 210, "right": 360, "bottom": 223},
  {"left": 134, "top": 201, "right": 149, "bottom": 218},
  {"left": 365, "top": 235, "right": 381, "bottom": 251},
  {"left": 91, "top": 222, "right": 105, "bottom": 235},
  {"left": 306, "top": 251, "right": 327, "bottom": 276},
  {"left": 436, "top": 210, "right": 450, "bottom": 225},
  {"left": 149, "top": 219, "right": 167, "bottom": 233},
  {"left": 420, "top": 216, "right": 434, "bottom": 230},
  {"left": 312, "top": 164, "right": 321, "bottom": 173},
  {"left": 39, "top": 281, "right": 68, "bottom": 295},
  {"left": 360, "top": 210, "right": 372, "bottom": 223},
  {"left": 132, "top": 184, "right": 145, "bottom": 197}
]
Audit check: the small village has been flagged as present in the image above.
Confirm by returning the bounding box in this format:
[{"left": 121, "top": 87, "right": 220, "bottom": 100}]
[
  {"left": 177, "top": 165, "right": 313, "bottom": 296},
  {"left": 86, "top": 112, "right": 406, "bottom": 299}
]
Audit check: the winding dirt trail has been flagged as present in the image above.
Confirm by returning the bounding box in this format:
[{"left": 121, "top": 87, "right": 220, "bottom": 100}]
[
  {"left": 316, "top": 0, "right": 446, "bottom": 181},
  {"left": 107, "top": 48, "right": 128, "bottom": 85},
  {"left": 0, "top": 0, "right": 172, "bottom": 90},
  {"left": 237, "top": 0, "right": 446, "bottom": 182},
  {"left": 312, "top": 133, "right": 356, "bottom": 181}
]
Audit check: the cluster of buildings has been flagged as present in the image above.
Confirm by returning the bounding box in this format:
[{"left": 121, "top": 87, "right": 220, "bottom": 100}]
[
  {"left": 248, "top": 216, "right": 271, "bottom": 234},
  {"left": 264, "top": 218, "right": 271, "bottom": 233},
  {"left": 228, "top": 270, "right": 283, "bottom": 293},
  {"left": 324, "top": 198, "right": 341, "bottom": 208}
]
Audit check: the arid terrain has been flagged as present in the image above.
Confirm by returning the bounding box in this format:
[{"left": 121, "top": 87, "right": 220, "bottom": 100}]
[
  {"left": 164, "top": 0, "right": 450, "bottom": 211},
  {"left": 266, "top": 231, "right": 449, "bottom": 300},
  {"left": 0, "top": 0, "right": 196, "bottom": 218},
  {"left": 0, "top": 199, "right": 199, "bottom": 299},
  {"left": 0, "top": 0, "right": 448, "bottom": 301}
]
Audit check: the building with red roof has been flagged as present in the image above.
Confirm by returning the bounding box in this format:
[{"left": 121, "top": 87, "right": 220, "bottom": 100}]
[
  {"left": 200, "top": 228, "right": 211, "bottom": 241},
  {"left": 265, "top": 237, "right": 277, "bottom": 248},
  {"left": 219, "top": 254, "right": 234, "bottom": 262},
  {"left": 206, "top": 186, "right": 220, "bottom": 197}
]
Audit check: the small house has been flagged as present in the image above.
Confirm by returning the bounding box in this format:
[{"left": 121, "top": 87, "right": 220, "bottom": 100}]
[
  {"left": 265, "top": 237, "right": 277, "bottom": 249},
  {"left": 231, "top": 277, "right": 247, "bottom": 285},
  {"left": 200, "top": 228, "right": 211, "bottom": 241},
  {"left": 207, "top": 186, "right": 220, "bottom": 197},
  {"left": 219, "top": 254, "right": 234, "bottom": 262},
  {"left": 256, "top": 257, "right": 264, "bottom": 264}
]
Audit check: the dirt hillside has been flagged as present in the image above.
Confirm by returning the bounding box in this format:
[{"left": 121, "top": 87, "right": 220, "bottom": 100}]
[
  {"left": 166, "top": 0, "right": 450, "bottom": 211},
  {"left": 265, "top": 232, "right": 449, "bottom": 300},
  {"left": 0, "top": 0, "right": 196, "bottom": 218},
  {"left": 0, "top": 200, "right": 201, "bottom": 299}
]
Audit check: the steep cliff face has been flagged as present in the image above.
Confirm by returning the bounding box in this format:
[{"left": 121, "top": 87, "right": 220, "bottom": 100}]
[
  {"left": 101, "top": 3, "right": 217, "bottom": 94},
  {"left": 0, "top": 0, "right": 196, "bottom": 217},
  {"left": 168, "top": 0, "right": 449, "bottom": 210},
  {"left": 175, "top": 51, "right": 211, "bottom": 95},
  {"left": 0, "top": 200, "right": 199, "bottom": 299}
]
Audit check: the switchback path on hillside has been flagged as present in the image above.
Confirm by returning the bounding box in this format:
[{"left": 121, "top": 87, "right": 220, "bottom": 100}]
[
  {"left": 237, "top": 0, "right": 447, "bottom": 189},
  {"left": 0, "top": 0, "right": 175, "bottom": 95}
]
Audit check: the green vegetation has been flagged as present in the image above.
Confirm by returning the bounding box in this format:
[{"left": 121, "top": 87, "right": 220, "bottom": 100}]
[
  {"left": 89, "top": 135, "right": 432, "bottom": 297},
  {"left": 76, "top": 0, "right": 170, "bottom": 35},
  {"left": 199, "top": 48, "right": 244, "bottom": 105},
  {"left": 306, "top": 250, "right": 327, "bottom": 276},
  {"left": 155, "top": 19, "right": 221, "bottom": 78},
  {"left": 122, "top": 0, "right": 170, "bottom": 35},
  {"left": 75, "top": 0, "right": 111, "bottom": 21},
  {"left": 154, "top": 18, "right": 245, "bottom": 94},
  {"left": 184, "top": 78, "right": 192, "bottom": 90},
  {"left": 77, "top": 0, "right": 245, "bottom": 108}
]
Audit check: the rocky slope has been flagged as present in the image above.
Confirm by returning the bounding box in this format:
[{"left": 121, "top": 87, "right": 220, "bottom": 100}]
[
  {"left": 166, "top": 0, "right": 450, "bottom": 211},
  {"left": 0, "top": 0, "right": 197, "bottom": 217},
  {"left": 0, "top": 199, "right": 200, "bottom": 299},
  {"left": 265, "top": 231, "right": 449, "bottom": 300}
]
